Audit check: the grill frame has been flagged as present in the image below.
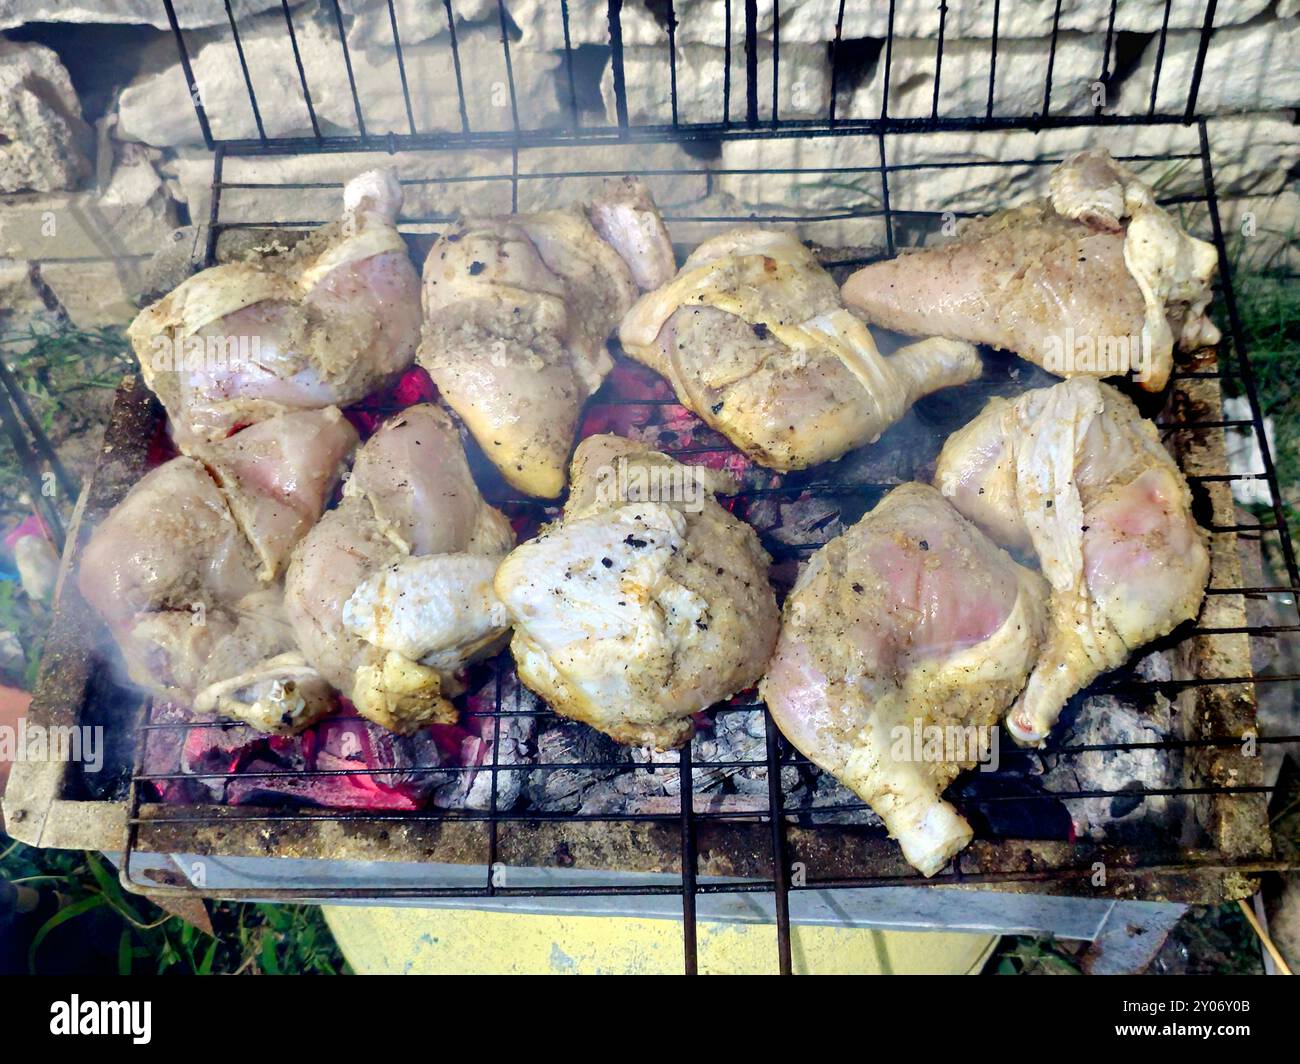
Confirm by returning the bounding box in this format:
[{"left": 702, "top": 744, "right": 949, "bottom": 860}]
[{"left": 4, "top": 0, "right": 1298, "bottom": 975}]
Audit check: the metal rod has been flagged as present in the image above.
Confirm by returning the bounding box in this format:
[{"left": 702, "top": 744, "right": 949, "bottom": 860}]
[
  {"left": 204, "top": 145, "right": 224, "bottom": 268},
  {"left": 1185, "top": 0, "right": 1219, "bottom": 122},
  {"left": 986, "top": 0, "right": 1000, "bottom": 118},
  {"left": 881, "top": 0, "right": 896, "bottom": 120},
  {"left": 496, "top": 0, "right": 521, "bottom": 134},
  {"left": 828, "top": 0, "right": 846, "bottom": 124},
  {"left": 163, "top": 0, "right": 213, "bottom": 148},
  {"left": 330, "top": 0, "right": 367, "bottom": 138},
  {"left": 1098, "top": 0, "right": 1119, "bottom": 115},
  {"left": 764, "top": 710, "right": 792, "bottom": 975},
  {"left": 0, "top": 352, "right": 78, "bottom": 500},
  {"left": 932, "top": 0, "right": 948, "bottom": 120},
  {"left": 1042, "top": 0, "right": 1064, "bottom": 119},
  {"left": 561, "top": 0, "right": 581, "bottom": 130},
  {"left": 1149, "top": 0, "right": 1175, "bottom": 114},
  {"left": 386, "top": 0, "right": 418, "bottom": 135},
  {"left": 281, "top": 0, "right": 320, "bottom": 140},
  {"left": 744, "top": 0, "right": 759, "bottom": 127},
  {"left": 679, "top": 744, "right": 698, "bottom": 975},
  {"left": 225, "top": 0, "right": 266, "bottom": 142},
  {"left": 608, "top": 0, "right": 629, "bottom": 131},
  {"left": 770, "top": 0, "right": 780, "bottom": 128},
  {"left": 444, "top": 0, "right": 471, "bottom": 135},
  {"left": 0, "top": 378, "right": 64, "bottom": 552}
]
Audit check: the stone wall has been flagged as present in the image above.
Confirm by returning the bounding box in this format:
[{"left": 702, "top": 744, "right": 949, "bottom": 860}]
[{"left": 0, "top": 0, "right": 1296, "bottom": 329}]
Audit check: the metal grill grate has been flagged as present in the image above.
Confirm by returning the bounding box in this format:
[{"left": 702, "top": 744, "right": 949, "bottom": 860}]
[{"left": 83, "top": 0, "right": 1300, "bottom": 974}]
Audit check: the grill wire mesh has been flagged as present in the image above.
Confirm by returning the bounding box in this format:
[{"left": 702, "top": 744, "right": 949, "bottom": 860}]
[{"left": 78, "top": 0, "right": 1300, "bottom": 972}]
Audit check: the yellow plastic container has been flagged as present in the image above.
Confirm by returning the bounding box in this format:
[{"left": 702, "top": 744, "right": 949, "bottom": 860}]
[{"left": 323, "top": 905, "right": 998, "bottom": 975}]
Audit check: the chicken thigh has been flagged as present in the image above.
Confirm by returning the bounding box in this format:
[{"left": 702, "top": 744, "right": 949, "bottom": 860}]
[
  {"left": 284, "top": 404, "right": 515, "bottom": 734},
  {"left": 129, "top": 169, "right": 421, "bottom": 447},
  {"left": 619, "top": 227, "right": 981, "bottom": 471},
  {"left": 418, "top": 178, "right": 675, "bottom": 498},
  {"left": 842, "top": 151, "right": 1220, "bottom": 394},
  {"left": 934, "top": 376, "right": 1211, "bottom": 744},
  {"left": 495, "top": 434, "right": 779, "bottom": 749},
  {"left": 78, "top": 407, "right": 358, "bottom": 732},
  {"left": 761, "top": 483, "right": 1049, "bottom": 876}
]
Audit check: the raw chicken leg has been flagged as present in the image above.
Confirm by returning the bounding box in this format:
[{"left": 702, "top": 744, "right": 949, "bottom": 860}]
[
  {"left": 129, "top": 169, "right": 421, "bottom": 447},
  {"left": 418, "top": 178, "right": 675, "bottom": 498},
  {"left": 619, "top": 227, "right": 981, "bottom": 471},
  {"left": 934, "top": 377, "right": 1211, "bottom": 743},
  {"left": 761, "top": 483, "right": 1049, "bottom": 876},
  {"left": 842, "top": 150, "right": 1220, "bottom": 393},
  {"left": 78, "top": 407, "right": 358, "bottom": 732},
  {"left": 284, "top": 404, "right": 515, "bottom": 734},
  {"left": 495, "top": 434, "right": 779, "bottom": 749}
]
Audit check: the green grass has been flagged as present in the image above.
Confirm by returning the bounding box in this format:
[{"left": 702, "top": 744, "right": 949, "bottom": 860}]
[
  {"left": 0, "top": 324, "right": 132, "bottom": 517},
  {"left": 1224, "top": 268, "right": 1300, "bottom": 529},
  {"left": 0, "top": 580, "right": 46, "bottom": 690},
  {"left": 986, "top": 934, "right": 1083, "bottom": 975},
  {"left": 1, "top": 834, "right": 348, "bottom": 975}
]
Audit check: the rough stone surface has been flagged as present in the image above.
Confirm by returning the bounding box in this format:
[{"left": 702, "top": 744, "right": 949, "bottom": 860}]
[
  {"left": 849, "top": 33, "right": 1106, "bottom": 119},
  {"left": 117, "top": 9, "right": 563, "bottom": 146},
  {"left": 0, "top": 259, "right": 48, "bottom": 322},
  {"left": 601, "top": 40, "right": 831, "bottom": 125},
  {"left": 515, "top": 0, "right": 1272, "bottom": 48},
  {"left": 1122, "top": 19, "right": 1300, "bottom": 115},
  {"left": 514, "top": 0, "right": 673, "bottom": 50},
  {"left": 341, "top": 0, "right": 501, "bottom": 50},
  {"left": 514, "top": 142, "right": 711, "bottom": 213},
  {"left": 162, "top": 147, "right": 518, "bottom": 227},
  {"left": 0, "top": 1, "right": 291, "bottom": 31},
  {"left": 0, "top": 147, "right": 176, "bottom": 261},
  {"left": 718, "top": 113, "right": 1300, "bottom": 217},
  {"left": 37, "top": 257, "right": 142, "bottom": 326},
  {"left": 135, "top": 224, "right": 209, "bottom": 305},
  {"left": 0, "top": 38, "right": 93, "bottom": 194},
  {"left": 776, "top": 0, "right": 1272, "bottom": 40}
]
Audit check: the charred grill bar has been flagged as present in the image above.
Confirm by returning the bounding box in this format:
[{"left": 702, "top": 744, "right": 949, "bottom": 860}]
[{"left": 3, "top": 1, "right": 1297, "bottom": 976}]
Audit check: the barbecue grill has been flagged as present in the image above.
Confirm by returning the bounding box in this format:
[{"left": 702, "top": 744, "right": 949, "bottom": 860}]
[{"left": 4, "top": 0, "right": 1299, "bottom": 975}]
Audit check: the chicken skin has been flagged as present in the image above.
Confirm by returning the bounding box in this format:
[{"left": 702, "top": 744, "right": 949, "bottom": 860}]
[
  {"left": 842, "top": 150, "right": 1220, "bottom": 393},
  {"left": 78, "top": 407, "right": 358, "bottom": 732},
  {"left": 495, "top": 434, "right": 779, "bottom": 749},
  {"left": 761, "top": 483, "right": 1049, "bottom": 876},
  {"left": 284, "top": 404, "right": 515, "bottom": 734},
  {"left": 418, "top": 178, "right": 675, "bottom": 498},
  {"left": 619, "top": 227, "right": 981, "bottom": 471},
  {"left": 129, "top": 169, "right": 421, "bottom": 448},
  {"left": 934, "top": 377, "right": 1210, "bottom": 744}
]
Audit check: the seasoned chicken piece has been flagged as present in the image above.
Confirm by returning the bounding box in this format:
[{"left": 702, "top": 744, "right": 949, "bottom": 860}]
[
  {"left": 418, "top": 178, "right": 674, "bottom": 498},
  {"left": 195, "top": 406, "right": 359, "bottom": 581},
  {"left": 934, "top": 377, "right": 1210, "bottom": 743},
  {"left": 762, "top": 483, "right": 1049, "bottom": 876},
  {"left": 495, "top": 435, "right": 779, "bottom": 749},
  {"left": 284, "top": 404, "right": 514, "bottom": 734},
  {"left": 619, "top": 227, "right": 981, "bottom": 471},
  {"left": 78, "top": 408, "right": 358, "bottom": 732},
  {"left": 842, "top": 150, "right": 1220, "bottom": 393},
  {"left": 129, "top": 169, "right": 420, "bottom": 447}
]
